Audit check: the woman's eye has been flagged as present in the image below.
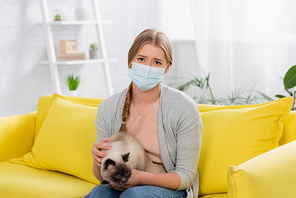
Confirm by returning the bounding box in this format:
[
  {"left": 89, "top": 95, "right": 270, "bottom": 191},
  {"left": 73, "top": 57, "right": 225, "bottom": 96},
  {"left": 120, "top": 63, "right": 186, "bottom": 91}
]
[
  {"left": 138, "top": 58, "right": 145, "bottom": 62},
  {"left": 155, "top": 61, "right": 161, "bottom": 65}
]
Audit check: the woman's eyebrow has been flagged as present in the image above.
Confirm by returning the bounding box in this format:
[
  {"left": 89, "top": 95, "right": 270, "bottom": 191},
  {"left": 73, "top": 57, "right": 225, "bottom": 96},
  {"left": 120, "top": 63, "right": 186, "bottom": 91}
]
[
  {"left": 137, "top": 55, "right": 164, "bottom": 62},
  {"left": 153, "top": 58, "right": 163, "bottom": 62}
]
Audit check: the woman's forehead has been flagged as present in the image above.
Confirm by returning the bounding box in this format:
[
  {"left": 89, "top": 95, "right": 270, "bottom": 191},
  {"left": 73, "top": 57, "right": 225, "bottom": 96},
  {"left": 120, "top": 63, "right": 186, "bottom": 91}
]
[{"left": 137, "top": 44, "right": 166, "bottom": 60}]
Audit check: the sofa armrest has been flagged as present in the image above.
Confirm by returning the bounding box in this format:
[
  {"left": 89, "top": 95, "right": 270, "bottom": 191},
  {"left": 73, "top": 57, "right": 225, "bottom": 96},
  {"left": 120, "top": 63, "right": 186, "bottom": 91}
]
[
  {"left": 227, "top": 140, "right": 296, "bottom": 198},
  {"left": 0, "top": 111, "right": 36, "bottom": 162}
]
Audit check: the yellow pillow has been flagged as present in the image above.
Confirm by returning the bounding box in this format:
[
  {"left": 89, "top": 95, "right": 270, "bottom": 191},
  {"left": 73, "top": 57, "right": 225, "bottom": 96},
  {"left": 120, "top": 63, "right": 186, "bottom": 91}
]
[
  {"left": 10, "top": 94, "right": 100, "bottom": 185},
  {"left": 280, "top": 111, "right": 296, "bottom": 145},
  {"left": 228, "top": 140, "right": 296, "bottom": 198},
  {"left": 197, "top": 97, "right": 293, "bottom": 196},
  {"left": 0, "top": 111, "right": 36, "bottom": 162},
  {"left": 34, "top": 95, "right": 104, "bottom": 140}
]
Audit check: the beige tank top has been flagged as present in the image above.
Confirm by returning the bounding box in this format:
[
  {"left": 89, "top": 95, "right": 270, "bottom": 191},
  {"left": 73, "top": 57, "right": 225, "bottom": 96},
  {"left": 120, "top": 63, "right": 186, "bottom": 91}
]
[{"left": 126, "top": 99, "right": 163, "bottom": 163}]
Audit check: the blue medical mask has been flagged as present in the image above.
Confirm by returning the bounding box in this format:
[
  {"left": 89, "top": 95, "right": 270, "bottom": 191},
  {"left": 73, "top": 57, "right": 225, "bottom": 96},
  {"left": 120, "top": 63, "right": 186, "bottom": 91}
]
[{"left": 128, "top": 62, "right": 166, "bottom": 91}]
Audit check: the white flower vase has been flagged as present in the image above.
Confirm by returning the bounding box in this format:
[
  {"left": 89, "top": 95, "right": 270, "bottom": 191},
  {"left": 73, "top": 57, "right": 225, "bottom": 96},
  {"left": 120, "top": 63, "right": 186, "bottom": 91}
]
[
  {"left": 68, "top": 90, "right": 78, "bottom": 96},
  {"left": 89, "top": 50, "right": 99, "bottom": 59}
]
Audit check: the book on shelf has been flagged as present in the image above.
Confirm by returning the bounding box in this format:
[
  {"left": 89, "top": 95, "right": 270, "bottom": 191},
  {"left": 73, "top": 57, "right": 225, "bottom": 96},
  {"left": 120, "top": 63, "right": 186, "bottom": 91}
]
[
  {"left": 57, "top": 52, "right": 85, "bottom": 57},
  {"left": 56, "top": 52, "right": 86, "bottom": 61},
  {"left": 57, "top": 57, "right": 87, "bottom": 61}
]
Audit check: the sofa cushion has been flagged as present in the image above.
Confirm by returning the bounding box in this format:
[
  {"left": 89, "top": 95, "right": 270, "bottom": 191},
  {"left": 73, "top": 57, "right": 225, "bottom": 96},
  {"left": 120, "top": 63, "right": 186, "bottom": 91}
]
[
  {"left": 0, "top": 161, "right": 96, "bottom": 198},
  {"left": 10, "top": 94, "right": 100, "bottom": 185},
  {"left": 34, "top": 95, "right": 56, "bottom": 141},
  {"left": 199, "top": 194, "right": 227, "bottom": 198},
  {"left": 34, "top": 95, "right": 104, "bottom": 140},
  {"left": 280, "top": 111, "right": 296, "bottom": 145},
  {"left": 197, "top": 97, "right": 292, "bottom": 112},
  {"left": 0, "top": 111, "right": 36, "bottom": 162},
  {"left": 227, "top": 140, "right": 296, "bottom": 198},
  {"left": 197, "top": 97, "right": 293, "bottom": 196}
]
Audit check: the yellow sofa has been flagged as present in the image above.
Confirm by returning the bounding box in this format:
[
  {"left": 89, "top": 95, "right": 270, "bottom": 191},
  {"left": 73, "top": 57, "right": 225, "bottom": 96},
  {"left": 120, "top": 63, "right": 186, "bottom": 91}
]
[{"left": 0, "top": 94, "right": 296, "bottom": 198}]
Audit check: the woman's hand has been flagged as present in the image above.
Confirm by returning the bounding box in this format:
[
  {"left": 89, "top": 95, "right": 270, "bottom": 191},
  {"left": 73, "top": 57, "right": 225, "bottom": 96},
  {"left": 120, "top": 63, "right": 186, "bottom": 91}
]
[
  {"left": 111, "top": 169, "right": 144, "bottom": 191},
  {"left": 92, "top": 138, "right": 113, "bottom": 167}
]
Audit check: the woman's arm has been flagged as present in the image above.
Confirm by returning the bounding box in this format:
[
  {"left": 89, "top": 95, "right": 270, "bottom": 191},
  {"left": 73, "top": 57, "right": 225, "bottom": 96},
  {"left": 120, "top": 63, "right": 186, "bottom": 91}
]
[
  {"left": 112, "top": 169, "right": 181, "bottom": 191},
  {"left": 91, "top": 138, "right": 113, "bottom": 181},
  {"left": 92, "top": 162, "right": 102, "bottom": 181},
  {"left": 139, "top": 171, "right": 180, "bottom": 189},
  {"left": 152, "top": 88, "right": 203, "bottom": 192}
]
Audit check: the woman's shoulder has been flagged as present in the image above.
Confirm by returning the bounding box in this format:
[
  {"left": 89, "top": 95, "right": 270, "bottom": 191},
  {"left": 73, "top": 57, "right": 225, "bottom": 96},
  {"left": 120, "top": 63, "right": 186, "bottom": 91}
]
[
  {"left": 160, "top": 84, "right": 202, "bottom": 129},
  {"left": 161, "top": 84, "right": 198, "bottom": 110},
  {"left": 98, "top": 88, "right": 128, "bottom": 111}
]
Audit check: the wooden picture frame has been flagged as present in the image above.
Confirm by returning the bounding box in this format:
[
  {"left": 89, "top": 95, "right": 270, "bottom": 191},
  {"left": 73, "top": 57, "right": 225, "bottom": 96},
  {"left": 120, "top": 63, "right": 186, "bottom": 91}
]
[{"left": 60, "top": 40, "right": 77, "bottom": 53}]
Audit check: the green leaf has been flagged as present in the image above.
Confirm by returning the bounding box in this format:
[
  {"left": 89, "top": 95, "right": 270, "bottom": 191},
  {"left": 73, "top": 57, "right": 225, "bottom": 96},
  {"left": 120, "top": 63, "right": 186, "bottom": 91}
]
[
  {"left": 275, "top": 94, "right": 286, "bottom": 98},
  {"left": 284, "top": 65, "right": 296, "bottom": 89},
  {"left": 257, "top": 91, "right": 273, "bottom": 101},
  {"left": 67, "top": 74, "right": 81, "bottom": 90},
  {"left": 90, "top": 43, "right": 98, "bottom": 50}
]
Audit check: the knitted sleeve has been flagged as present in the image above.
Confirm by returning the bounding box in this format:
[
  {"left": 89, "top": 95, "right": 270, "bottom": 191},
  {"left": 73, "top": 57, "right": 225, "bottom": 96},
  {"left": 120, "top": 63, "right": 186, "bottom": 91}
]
[
  {"left": 94, "top": 89, "right": 127, "bottom": 142},
  {"left": 159, "top": 85, "right": 203, "bottom": 193}
]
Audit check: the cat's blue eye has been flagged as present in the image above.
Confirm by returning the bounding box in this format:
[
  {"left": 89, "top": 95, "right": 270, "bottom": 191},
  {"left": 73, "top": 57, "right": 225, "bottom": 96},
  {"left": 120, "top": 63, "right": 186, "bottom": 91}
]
[
  {"left": 114, "top": 173, "right": 119, "bottom": 177},
  {"left": 125, "top": 171, "right": 130, "bottom": 175}
]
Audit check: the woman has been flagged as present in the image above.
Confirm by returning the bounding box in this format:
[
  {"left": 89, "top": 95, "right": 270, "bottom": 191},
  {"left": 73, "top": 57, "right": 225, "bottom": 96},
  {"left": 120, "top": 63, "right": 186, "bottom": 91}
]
[{"left": 85, "top": 29, "right": 202, "bottom": 198}]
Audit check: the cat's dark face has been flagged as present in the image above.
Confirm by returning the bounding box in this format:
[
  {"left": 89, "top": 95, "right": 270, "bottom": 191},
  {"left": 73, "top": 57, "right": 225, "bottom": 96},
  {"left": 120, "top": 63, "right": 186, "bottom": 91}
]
[{"left": 101, "top": 152, "right": 133, "bottom": 186}]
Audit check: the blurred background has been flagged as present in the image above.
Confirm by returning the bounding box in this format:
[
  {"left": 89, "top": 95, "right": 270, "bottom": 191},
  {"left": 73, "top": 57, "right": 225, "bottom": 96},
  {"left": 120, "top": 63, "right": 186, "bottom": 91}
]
[{"left": 1, "top": 0, "right": 296, "bottom": 117}]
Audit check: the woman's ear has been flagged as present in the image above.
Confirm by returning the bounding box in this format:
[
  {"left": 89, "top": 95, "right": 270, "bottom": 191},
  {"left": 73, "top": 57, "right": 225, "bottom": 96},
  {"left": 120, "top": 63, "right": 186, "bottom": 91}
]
[{"left": 164, "top": 63, "right": 171, "bottom": 74}]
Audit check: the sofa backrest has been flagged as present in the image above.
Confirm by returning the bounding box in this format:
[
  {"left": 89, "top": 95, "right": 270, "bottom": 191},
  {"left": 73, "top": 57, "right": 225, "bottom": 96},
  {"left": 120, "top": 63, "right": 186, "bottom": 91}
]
[
  {"left": 34, "top": 95, "right": 104, "bottom": 140},
  {"left": 35, "top": 95, "right": 296, "bottom": 145},
  {"left": 198, "top": 101, "right": 296, "bottom": 146},
  {"left": 281, "top": 111, "right": 296, "bottom": 146}
]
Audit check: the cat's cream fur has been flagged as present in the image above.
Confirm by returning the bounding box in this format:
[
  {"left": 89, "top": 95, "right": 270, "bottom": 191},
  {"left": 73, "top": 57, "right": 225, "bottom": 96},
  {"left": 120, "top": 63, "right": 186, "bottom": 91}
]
[{"left": 101, "top": 132, "right": 166, "bottom": 185}]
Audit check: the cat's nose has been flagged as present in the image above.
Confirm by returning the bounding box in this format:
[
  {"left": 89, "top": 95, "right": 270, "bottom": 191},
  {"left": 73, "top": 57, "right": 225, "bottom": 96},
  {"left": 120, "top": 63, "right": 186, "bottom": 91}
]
[{"left": 121, "top": 178, "right": 126, "bottom": 184}]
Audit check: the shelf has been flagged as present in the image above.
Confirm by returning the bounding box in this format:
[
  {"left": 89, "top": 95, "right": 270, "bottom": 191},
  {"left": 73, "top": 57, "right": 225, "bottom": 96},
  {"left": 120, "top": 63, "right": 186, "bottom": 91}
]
[
  {"left": 41, "top": 0, "right": 114, "bottom": 95},
  {"left": 40, "top": 58, "right": 117, "bottom": 65},
  {"left": 46, "top": 20, "right": 112, "bottom": 25}
]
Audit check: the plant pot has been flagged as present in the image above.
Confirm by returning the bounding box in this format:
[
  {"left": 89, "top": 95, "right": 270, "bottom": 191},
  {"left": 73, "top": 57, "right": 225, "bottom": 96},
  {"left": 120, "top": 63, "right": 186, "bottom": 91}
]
[
  {"left": 68, "top": 90, "right": 78, "bottom": 96},
  {"left": 89, "top": 50, "right": 99, "bottom": 59}
]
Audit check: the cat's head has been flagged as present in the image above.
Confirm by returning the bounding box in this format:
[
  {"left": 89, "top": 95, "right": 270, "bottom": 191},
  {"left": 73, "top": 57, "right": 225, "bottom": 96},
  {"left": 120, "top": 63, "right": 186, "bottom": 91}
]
[{"left": 101, "top": 152, "right": 133, "bottom": 186}]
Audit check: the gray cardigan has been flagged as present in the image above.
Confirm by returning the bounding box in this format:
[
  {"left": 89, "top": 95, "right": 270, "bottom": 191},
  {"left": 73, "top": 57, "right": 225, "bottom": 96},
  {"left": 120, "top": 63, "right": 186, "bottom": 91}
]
[{"left": 95, "top": 84, "right": 203, "bottom": 198}]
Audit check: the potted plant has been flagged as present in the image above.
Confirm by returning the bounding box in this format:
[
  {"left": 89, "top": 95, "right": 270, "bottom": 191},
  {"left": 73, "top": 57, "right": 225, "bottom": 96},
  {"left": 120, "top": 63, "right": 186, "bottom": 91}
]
[
  {"left": 275, "top": 65, "right": 296, "bottom": 110},
  {"left": 175, "top": 72, "right": 272, "bottom": 105},
  {"left": 89, "top": 43, "right": 99, "bottom": 59},
  {"left": 67, "top": 74, "right": 81, "bottom": 96},
  {"left": 55, "top": 14, "right": 61, "bottom": 21},
  {"left": 53, "top": 9, "right": 62, "bottom": 21}
]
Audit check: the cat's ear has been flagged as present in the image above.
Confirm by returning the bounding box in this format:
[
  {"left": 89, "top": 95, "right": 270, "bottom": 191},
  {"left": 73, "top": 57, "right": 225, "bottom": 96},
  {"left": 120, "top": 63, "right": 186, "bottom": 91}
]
[
  {"left": 122, "top": 152, "right": 130, "bottom": 162},
  {"left": 104, "top": 159, "right": 116, "bottom": 170}
]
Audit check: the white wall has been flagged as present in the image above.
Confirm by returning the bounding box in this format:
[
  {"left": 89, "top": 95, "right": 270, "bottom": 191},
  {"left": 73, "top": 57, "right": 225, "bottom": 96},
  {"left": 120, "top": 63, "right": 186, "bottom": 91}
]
[
  {"left": 0, "top": 0, "right": 164, "bottom": 117},
  {"left": 4, "top": 0, "right": 288, "bottom": 117}
]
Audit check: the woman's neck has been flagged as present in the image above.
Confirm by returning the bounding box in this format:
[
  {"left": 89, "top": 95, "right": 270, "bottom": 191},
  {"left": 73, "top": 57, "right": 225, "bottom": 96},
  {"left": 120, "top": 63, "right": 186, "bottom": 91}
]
[{"left": 131, "top": 82, "right": 161, "bottom": 107}]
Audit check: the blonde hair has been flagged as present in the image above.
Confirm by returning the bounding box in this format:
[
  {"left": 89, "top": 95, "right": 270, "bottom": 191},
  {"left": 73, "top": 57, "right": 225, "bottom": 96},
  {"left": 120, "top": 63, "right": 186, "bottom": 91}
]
[{"left": 119, "top": 28, "right": 173, "bottom": 132}]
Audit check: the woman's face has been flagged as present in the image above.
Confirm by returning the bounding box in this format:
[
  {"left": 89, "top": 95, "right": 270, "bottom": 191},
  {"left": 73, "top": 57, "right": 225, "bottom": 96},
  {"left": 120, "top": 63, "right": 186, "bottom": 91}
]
[{"left": 133, "top": 44, "right": 171, "bottom": 74}]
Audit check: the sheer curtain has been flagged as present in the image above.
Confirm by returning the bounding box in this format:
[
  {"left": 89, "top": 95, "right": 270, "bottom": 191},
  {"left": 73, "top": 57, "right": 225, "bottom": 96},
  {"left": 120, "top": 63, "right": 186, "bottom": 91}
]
[{"left": 190, "top": 0, "right": 296, "bottom": 99}]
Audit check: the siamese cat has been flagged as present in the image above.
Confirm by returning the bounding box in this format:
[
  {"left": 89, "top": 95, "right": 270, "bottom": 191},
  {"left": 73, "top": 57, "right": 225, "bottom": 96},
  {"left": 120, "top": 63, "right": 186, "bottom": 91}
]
[{"left": 100, "top": 132, "right": 166, "bottom": 186}]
